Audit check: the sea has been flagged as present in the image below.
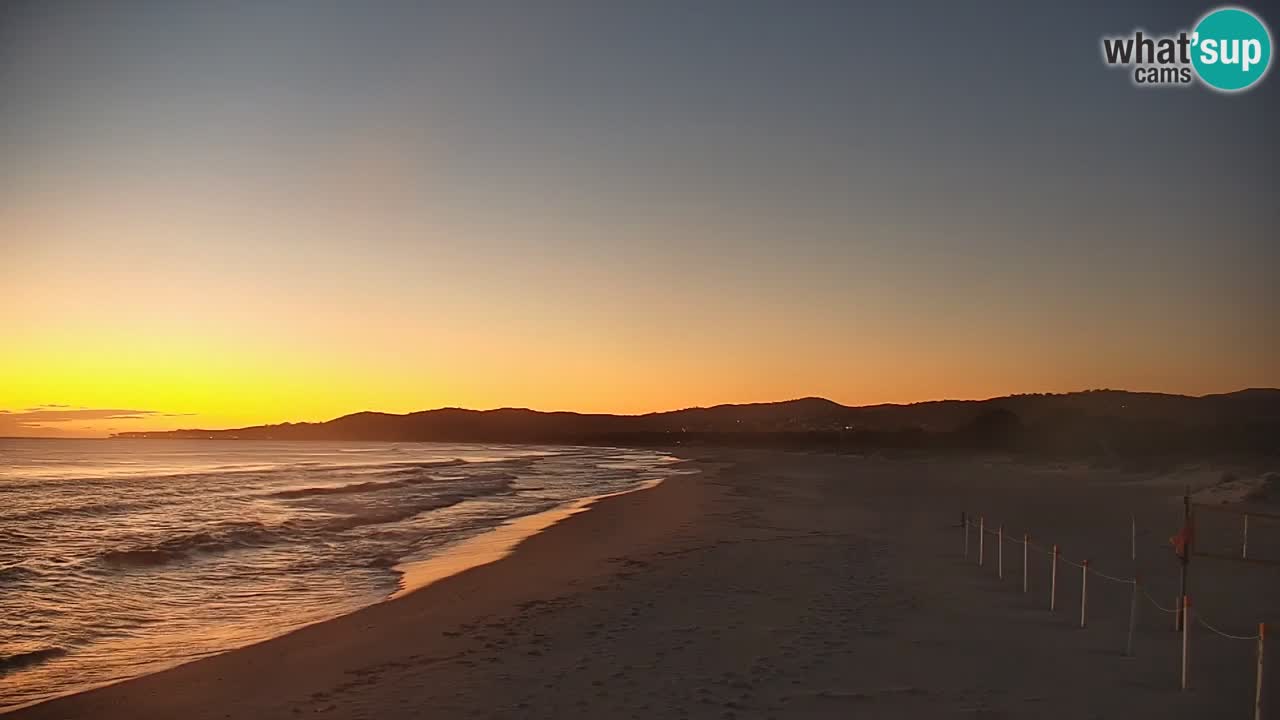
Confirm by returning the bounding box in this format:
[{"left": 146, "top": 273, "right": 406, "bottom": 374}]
[{"left": 0, "top": 439, "right": 685, "bottom": 711}]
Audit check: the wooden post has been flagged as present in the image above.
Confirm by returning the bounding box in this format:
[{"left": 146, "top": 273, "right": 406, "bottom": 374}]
[
  {"left": 1131, "top": 514, "right": 1137, "bottom": 563},
  {"left": 979, "top": 516, "right": 985, "bottom": 567},
  {"left": 1022, "top": 533, "right": 1029, "bottom": 594},
  {"left": 1130, "top": 514, "right": 1138, "bottom": 654},
  {"left": 963, "top": 513, "right": 969, "bottom": 559},
  {"left": 1256, "top": 623, "right": 1266, "bottom": 720},
  {"left": 1080, "top": 560, "right": 1089, "bottom": 629},
  {"left": 1050, "top": 545, "right": 1059, "bottom": 612},
  {"left": 1177, "top": 488, "right": 1191, "bottom": 631},
  {"left": 998, "top": 525, "right": 1004, "bottom": 580},
  {"left": 1126, "top": 573, "right": 1139, "bottom": 657},
  {"left": 1181, "top": 595, "right": 1191, "bottom": 690},
  {"left": 1243, "top": 514, "right": 1250, "bottom": 560}
]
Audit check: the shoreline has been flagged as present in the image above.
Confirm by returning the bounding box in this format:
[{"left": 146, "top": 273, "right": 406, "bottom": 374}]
[
  {"left": 6, "top": 475, "right": 676, "bottom": 713},
  {"left": 3, "top": 468, "right": 683, "bottom": 714},
  {"left": 391, "top": 476, "right": 669, "bottom": 600},
  {"left": 6, "top": 455, "right": 712, "bottom": 718}
]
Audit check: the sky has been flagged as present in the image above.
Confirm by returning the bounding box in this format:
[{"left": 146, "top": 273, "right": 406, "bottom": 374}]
[{"left": 2, "top": 1, "right": 1278, "bottom": 437}]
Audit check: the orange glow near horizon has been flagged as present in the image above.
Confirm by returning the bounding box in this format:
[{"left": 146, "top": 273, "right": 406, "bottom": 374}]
[
  {"left": 5, "top": 198, "right": 1278, "bottom": 435},
  {"left": 4, "top": 174, "right": 1276, "bottom": 437},
  {"left": 4, "top": 309, "right": 1275, "bottom": 438}
]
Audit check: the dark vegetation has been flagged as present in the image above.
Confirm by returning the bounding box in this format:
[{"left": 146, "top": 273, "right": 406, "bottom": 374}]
[{"left": 114, "top": 389, "right": 1280, "bottom": 459}]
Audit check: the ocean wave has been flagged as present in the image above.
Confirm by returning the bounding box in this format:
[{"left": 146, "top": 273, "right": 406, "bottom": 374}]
[
  {"left": 270, "top": 469, "right": 514, "bottom": 500},
  {"left": 0, "top": 458, "right": 478, "bottom": 494},
  {"left": 0, "top": 563, "right": 41, "bottom": 585},
  {"left": 0, "top": 646, "right": 67, "bottom": 675},
  {"left": 8, "top": 499, "right": 152, "bottom": 523},
  {"left": 98, "top": 475, "right": 518, "bottom": 568},
  {"left": 99, "top": 522, "right": 281, "bottom": 568},
  {"left": 304, "top": 475, "right": 518, "bottom": 533},
  {"left": 270, "top": 478, "right": 416, "bottom": 499}
]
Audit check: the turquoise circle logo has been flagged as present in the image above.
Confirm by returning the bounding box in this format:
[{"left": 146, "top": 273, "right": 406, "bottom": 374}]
[{"left": 1191, "top": 7, "right": 1272, "bottom": 92}]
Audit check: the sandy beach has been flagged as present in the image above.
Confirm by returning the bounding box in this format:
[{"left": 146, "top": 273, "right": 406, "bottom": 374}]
[{"left": 10, "top": 449, "right": 1278, "bottom": 719}]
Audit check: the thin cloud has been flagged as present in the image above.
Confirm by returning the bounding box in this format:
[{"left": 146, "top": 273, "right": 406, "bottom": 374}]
[
  {"left": 6, "top": 408, "right": 162, "bottom": 423},
  {"left": 0, "top": 408, "right": 170, "bottom": 437}
]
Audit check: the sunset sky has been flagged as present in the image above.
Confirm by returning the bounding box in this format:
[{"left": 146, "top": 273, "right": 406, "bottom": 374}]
[{"left": 3, "top": 1, "right": 1277, "bottom": 437}]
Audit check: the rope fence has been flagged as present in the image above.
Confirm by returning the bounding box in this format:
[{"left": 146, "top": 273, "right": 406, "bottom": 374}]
[
  {"left": 1141, "top": 584, "right": 1179, "bottom": 615},
  {"left": 1191, "top": 503, "right": 1280, "bottom": 565},
  {"left": 1198, "top": 615, "right": 1264, "bottom": 642},
  {"left": 959, "top": 511, "right": 1269, "bottom": 718}
]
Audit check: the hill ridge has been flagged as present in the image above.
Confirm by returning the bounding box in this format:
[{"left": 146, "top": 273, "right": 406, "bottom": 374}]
[{"left": 112, "top": 389, "right": 1280, "bottom": 457}]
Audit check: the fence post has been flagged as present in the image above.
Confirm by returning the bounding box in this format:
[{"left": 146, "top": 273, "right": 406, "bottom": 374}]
[
  {"left": 1181, "top": 595, "right": 1191, "bottom": 690},
  {"left": 963, "top": 513, "right": 969, "bottom": 559},
  {"left": 1257, "top": 623, "right": 1266, "bottom": 720},
  {"left": 1022, "top": 533, "right": 1029, "bottom": 594},
  {"left": 979, "top": 516, "right": 985, "bottom": 567},
  {"left": 1080, "top": 560, "right": 1089, "bottom": 629},
  {"left": 1243, "top": 514, "right": 1250, "bottom": 560},
  {"left": 1126, "top": 573, "right": 1138, "bottom": 657},
  {"left": 1131, "top": 514, "right": 1137, "bottom": 563},
  {"left": 998, "top": 525, "right": 1004, "bottom": 580},
  {"left": 1050, "top": 545, "right": 1059, "bottom": 612},
  {"left": 1177, "top": 488, "right": 1191, "bottom": 632}
]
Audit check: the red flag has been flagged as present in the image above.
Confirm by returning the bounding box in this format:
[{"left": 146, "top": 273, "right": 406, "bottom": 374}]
[{"left": 1170, "top": 521, "right": 1195, "bottom": 559}]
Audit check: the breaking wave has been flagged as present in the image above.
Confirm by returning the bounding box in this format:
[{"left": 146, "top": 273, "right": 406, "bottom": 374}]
[
  {"left": 98, "top": 474, "right": 518, "bottom": 568},
  {"left": 0, "top": 647, "right": 67, "bottom": 676}
]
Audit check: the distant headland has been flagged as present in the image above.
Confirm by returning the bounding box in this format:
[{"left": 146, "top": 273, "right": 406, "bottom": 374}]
[{"left": 113, "top": 389, "right": 1280, "bottom": 458}]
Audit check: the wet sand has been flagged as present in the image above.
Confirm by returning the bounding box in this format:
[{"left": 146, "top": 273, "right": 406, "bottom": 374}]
[{"left": 9, "top": 449, "right": 1279, "bottom": 718}]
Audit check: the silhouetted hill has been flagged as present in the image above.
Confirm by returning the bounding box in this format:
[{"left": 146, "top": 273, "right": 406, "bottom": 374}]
[{"left": 113, "top": 389, "right": 1280, "bottom": 457}]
